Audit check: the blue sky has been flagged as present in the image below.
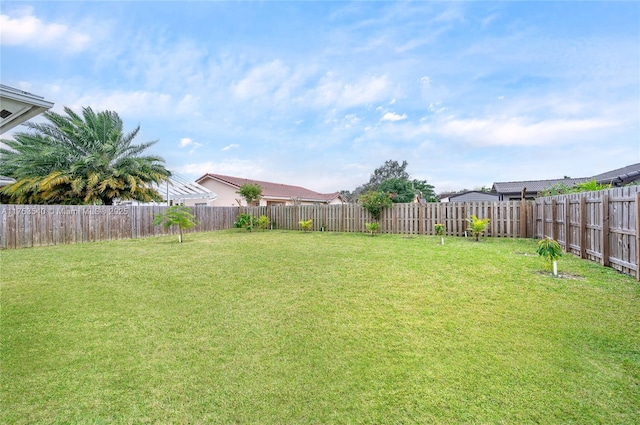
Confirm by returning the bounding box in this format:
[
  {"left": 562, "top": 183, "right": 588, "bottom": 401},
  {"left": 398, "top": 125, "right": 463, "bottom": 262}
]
[{"left": 1, "top": 1, "right": 638, "bottom": 194}]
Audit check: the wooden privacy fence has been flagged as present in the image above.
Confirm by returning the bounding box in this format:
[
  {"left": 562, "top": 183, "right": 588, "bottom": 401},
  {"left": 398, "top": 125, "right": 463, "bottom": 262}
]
[
  {"left": 2, "top": 193, "right": 638, "bottom": 280},
  {"left": 533, "top": 185, "right": 640, "bottom": 279},
  {"left": 1, "top": 201, "right": 528, "bottom": 250},
  {"left": 0, "top": 205, "right": 238, "bottom": 250},
  {"left": 244, "top": 200, "right": 532, "bottom": 237}
]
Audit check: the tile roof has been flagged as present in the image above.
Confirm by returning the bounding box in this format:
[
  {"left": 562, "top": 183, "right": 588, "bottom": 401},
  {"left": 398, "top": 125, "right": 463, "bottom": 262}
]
[{"left": 196, "top": 173, "right": 341, "bottom": 202}]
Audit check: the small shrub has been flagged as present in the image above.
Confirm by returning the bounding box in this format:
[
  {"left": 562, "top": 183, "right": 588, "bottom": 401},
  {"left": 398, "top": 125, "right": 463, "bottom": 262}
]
[
  {"left": 300, "top": 218, "right": 313, "bottom": 232},
  {"left": 365, "top": 222, "right": 380, "bottom": 236},
  {"left": 257, "top": 215, "right": 270, "bottom": 231},
  {"left": 235, "top": 213, "right": 258, "bottom": 232},
  {"left": 466, "top": 215, "right": 490, "bottom": 241}
]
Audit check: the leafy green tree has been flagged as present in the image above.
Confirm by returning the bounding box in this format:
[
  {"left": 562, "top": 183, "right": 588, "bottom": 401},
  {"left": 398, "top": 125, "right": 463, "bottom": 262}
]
[
  {"left": 378, "top": 178, "right": 415, "bottom": 203},
  {"left": 359, "top": 190, "right": 392, "bottom": 221},
  {"left": 367, "top": 160, "right": 410, "bottom": 188},
  {"left": 0, "top": 106, "right": 170, "bottom": 205},
  {"left": 237, "top": 183, "right": 263, "bottom": 205},
  {"left": 412, "top": 179, "right": 438, "bottom": 202},
  {"left": 153, "top": 205, "right": 199, "bottom": 243},
  {"left": 341, "top": 160, "right": 437, "bottom": 203}
]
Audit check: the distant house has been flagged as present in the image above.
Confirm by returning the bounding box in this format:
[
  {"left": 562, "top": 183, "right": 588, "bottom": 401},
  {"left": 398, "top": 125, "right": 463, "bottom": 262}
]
[
  {"left": 492, "top": 163, "right": 640, "bottom": 201},
  {"left": 195, "top": 173, "right": 344, "bottom": 207},
  {"left": 0, "top": 84, "right": 54, "bottom": 135},
  {"left": 440, "top": 191, "right": 499, "bottom": 203}
]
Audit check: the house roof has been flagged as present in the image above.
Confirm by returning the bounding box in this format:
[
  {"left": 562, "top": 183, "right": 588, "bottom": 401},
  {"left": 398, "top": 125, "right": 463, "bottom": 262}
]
[
  {"left": 448, "top": 191, "right": 499, "bottom": 200},
  {"left": 591, "top": 163, "right": 640, "bottom": 186},
  {"left": 492, "top": 162, "right": 640, "bottom": 196},
  {"left": 196, "top": 173, "right": 342, "bottom": 203},
  {"left": 0, "top": 84, "right": 54, "bottom": 134},
  {"left": 492, "top": 177, "right": 589, "bottom": 195}
]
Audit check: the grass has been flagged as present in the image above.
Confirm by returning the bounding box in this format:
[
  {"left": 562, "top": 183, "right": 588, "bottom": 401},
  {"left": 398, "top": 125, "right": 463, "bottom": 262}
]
[{"left": 1, "top": 230, "right": 639, "bottom": 424}]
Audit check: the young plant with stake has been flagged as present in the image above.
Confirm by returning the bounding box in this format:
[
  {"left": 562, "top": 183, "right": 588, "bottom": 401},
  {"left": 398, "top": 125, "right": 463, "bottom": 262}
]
[
  {"left": 153, "top": 205, "right": 199, "bottom": 243},
  {"left": 434, "top": 223, "right": 445, "bottom": 245},
  {"left": 365, "top": 222, "right": 380, "bottom": 236},
  {"left": 300, "top": 218, "right": 313, "bottom": 232},
  {"left": 466, "top": 215, "right": 490, "bottom": 241},
  {"left": 536, "top": 237, "right": 563, "bottom": 277}
]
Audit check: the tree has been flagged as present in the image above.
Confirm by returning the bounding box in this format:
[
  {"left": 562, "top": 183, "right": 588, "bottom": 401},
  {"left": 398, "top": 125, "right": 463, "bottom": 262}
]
[
  {"left": 341, "top": 160, "right": 437, "bottom": 203},
  {"left": 153, "top": 205, "right": 199, "bottom": 243},
  {"left": 378, "top": 178, "right": 415, "bottom": 203},
  {"left": 367, "top": 160, "right": 410, "bottom": 188},
  {"left": 0, "top": 106, "right": 170, "bottom": 205},
  {"left": 237, "top": 183, "right": 262, "bottom": 205},
  {"left": 359, "top": 190, "right": 392, "bottom": 221}
]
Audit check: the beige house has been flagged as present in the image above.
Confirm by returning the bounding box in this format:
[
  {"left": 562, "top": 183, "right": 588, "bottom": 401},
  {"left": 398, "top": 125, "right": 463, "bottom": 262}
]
[{"left": 196, "top": 173, "right": 344, "bottom": 206}]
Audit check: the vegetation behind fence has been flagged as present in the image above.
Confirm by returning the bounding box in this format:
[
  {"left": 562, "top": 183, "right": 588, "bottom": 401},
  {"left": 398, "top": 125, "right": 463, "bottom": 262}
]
[{"left": 2, "top": 188, "right": 638, "bottom": 280}]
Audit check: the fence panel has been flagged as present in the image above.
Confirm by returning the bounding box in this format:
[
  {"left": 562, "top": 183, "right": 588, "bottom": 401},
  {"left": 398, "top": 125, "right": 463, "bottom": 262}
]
[{"left": 534, "top": 185, "right": 640, "bottom": 279}]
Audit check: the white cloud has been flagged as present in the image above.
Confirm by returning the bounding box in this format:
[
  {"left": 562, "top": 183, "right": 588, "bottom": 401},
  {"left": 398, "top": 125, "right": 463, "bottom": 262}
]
[
  {"left": 222, "top": 144, "right": 240, "bottom": 151},
  {"left": 0, "top": 8, "right": 91, "bottom": 53},
  {"left": 438, "top": 116, "right": 619, "bottom": 146},
  {"left": 381, "top": 112, "right": 407, "bottom": 122},
  {"left": 176, "top": 160, "right": 264, "bottom": 179},
  {"left": 179, "top": 138, "right": 194, "bottom": 148},
  {"left": 69, "top": 90, "right": 174, "bottom": 118},
  {"left": 231, "top": 60, "right": 290, "bottom": 100},
  {"left": 310, "top": 74, "right": 395, "bottom": 109}
]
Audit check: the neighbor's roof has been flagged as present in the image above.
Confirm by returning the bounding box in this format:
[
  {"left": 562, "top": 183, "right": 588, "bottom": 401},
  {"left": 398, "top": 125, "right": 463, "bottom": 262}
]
[
  {"left": 492, "top": 162, "right": 640, "bottom": 195},
  {"left": 591, "top": 162, "right": 640, "bottom": 185},
  {"left": 197, "top": 173, "right": 341, "bottom": 202},
  {"left": 0, "top": 84, "right": 54, "bottom": 134},
  {"left": 492, "top": 177, "right": 589, "bottom": 194}
]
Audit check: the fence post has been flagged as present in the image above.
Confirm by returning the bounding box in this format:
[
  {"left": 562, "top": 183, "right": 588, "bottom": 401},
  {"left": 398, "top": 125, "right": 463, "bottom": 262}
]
[
  {"left": 601, "top": 195, "right": 610, "bottom": 267},
  {"left": 580, "top": 197, "right": 587, "bottom": 259},
  {"left": 551, "top": 199, "right": 557, "bottom": 241},
  {"left": 564, "top": 197, "right": 570, "bottom": 252}
]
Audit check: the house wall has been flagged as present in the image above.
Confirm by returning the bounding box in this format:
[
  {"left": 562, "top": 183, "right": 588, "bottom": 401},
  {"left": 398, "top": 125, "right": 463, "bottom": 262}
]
[{"left": 198, "top": 180, "right": 244, "bottom": 206}]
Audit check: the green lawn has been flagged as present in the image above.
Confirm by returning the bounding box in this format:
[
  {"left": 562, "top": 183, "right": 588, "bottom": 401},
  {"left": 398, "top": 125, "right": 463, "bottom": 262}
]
[{"left": 1, "top": 230, "right": 639, "bottom": 424}]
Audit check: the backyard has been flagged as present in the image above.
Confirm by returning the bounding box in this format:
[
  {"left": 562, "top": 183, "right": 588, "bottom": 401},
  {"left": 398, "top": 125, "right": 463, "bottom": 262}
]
[{"left": 1, "top": 230, "right": 639, "bottom": 423}]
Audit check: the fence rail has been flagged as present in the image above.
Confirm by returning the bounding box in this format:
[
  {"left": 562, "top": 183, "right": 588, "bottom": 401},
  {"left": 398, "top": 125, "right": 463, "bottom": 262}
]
[{"left": 2, "top": 188, "right": 639, "bottom": 280}]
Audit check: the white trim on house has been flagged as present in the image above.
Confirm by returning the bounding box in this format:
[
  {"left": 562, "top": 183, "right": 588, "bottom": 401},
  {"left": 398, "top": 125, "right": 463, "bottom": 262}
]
[{"left": 0, "top": 85, "right": 54, "bottom": 134}]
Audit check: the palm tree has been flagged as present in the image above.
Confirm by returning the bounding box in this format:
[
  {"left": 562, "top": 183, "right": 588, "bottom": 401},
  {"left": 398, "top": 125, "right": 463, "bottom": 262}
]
[{"left": 0, "top": 106, "right": 170, "bottom": 205}]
